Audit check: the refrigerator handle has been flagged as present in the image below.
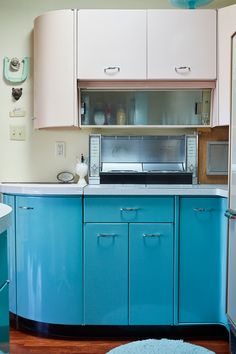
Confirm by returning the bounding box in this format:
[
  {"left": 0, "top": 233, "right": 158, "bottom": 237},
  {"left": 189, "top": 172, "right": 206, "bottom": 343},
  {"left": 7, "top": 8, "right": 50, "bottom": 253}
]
[{"left": 225, "top": 209, "right": 236, "bottom": 219}]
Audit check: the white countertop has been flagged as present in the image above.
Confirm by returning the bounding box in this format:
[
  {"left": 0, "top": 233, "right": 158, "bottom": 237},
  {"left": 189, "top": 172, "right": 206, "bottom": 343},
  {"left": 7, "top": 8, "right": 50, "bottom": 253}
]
[
  {"left": 84, "top": 184, "right": 228, "bottom": 197},
  {"left": 0, "top": 203, "right": 12, "bottom": 234},
  {"left": 0, "top": 183, "right": 83, "bottom": 195},
  {"left": 0, "top": 183, "right": 228, "bottom": 197}
]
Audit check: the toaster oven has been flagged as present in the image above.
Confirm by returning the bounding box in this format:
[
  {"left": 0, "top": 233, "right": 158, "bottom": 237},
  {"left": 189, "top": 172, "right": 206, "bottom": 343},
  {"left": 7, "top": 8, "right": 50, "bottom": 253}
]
[{"left": 89, "top": 134, "right": 198, "bottom": 185}]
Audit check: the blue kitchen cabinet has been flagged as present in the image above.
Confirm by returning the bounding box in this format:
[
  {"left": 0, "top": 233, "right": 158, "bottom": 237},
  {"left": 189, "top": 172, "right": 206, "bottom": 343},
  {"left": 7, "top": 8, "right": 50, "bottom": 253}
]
[
  {"left": 84, "top": 196, "right": 175, "bottom": 326},
  {"left": 129, "top": 223, "right": 174, "bottom": 325},
  {"left": 84, "top": 223, "right": 128, "bottom": 325},
  {"left": 16, "top": 196, "right": 83, "bottom": 325},
  {"left": 3, "top": 194, "right": 16, "bottom": 314},
  {"left": 179, "top": 197, "right": 227, "bottom": 324}
]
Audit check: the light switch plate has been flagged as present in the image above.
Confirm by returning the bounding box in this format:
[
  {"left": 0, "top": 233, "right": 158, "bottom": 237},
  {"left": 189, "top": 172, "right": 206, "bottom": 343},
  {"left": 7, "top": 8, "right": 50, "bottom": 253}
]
[{"left": 9, "top": 108, "right": 26, "bottom": 117}]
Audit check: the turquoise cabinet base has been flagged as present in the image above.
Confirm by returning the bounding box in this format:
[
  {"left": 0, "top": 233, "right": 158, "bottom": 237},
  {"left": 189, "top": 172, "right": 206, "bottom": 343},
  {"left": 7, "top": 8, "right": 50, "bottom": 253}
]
[
  {"left": 129, "top": 223, "right": 174, "bottom": 325},
  {"left": 2, "top": 193, "right": 228, "bottom": 330},
  {"left": 179, "top": 197, "right": 227, "bottom": 324},
  {"left": 84, "top": 223, "right": 128, "bottom": 325},
  {"left": 16, "top": 196, "right": 83, "bottom": 325}
]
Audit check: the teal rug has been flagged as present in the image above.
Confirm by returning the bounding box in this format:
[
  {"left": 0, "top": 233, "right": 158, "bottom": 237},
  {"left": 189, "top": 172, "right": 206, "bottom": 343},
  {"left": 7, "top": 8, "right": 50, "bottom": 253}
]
[{"left": 107, "top": 339, "right": 215, "bottom": 354}]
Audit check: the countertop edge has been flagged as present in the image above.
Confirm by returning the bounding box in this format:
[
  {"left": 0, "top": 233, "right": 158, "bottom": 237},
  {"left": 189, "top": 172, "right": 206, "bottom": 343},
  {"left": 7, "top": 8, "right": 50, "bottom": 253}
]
[
  {"left": 83, "top": 184, "right": 228, "bottom": 198},
  {"left": 0, "top": 203, "right": 12, "bottom": 234},
  {"left": 0, "top": 183, "right": 228, "bottom": 198},
  {"left": 0, "top": 184, "right": 83, "bottom": 195}
]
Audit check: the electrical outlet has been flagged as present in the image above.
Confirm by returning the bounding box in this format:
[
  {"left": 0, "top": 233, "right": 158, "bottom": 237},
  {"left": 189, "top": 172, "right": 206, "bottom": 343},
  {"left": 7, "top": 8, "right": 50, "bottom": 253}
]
[
  {"left": 55, "top": 141, "right": 65, "bottom": 157},
  {"left": 10, "top": 126, "right": 26, "bottom": 141}
]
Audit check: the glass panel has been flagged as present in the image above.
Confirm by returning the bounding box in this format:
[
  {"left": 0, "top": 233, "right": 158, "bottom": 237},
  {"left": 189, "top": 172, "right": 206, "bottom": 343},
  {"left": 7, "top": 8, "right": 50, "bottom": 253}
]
[{"left": 80, "top": 89, "right": 211, "bottom": 126}]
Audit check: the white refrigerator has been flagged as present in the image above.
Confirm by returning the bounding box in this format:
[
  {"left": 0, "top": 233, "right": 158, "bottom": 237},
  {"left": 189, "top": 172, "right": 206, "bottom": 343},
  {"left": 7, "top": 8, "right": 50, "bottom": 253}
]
[{"left": 225, "top": 32, "right": 236, "bottom": 353}]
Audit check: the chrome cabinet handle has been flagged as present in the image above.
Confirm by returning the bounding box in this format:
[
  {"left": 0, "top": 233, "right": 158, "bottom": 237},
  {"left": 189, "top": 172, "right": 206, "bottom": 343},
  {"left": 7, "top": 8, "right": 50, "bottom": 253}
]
[
  {"left": 19, "top": 206, "right": 34, "bottom": 210},
  {"left": 175, "top": 66, "right": 191, "bottom": 73},
  {"left": 97, "top": 233, "right": 117, "bottom": 237},
  {"left": 120, "top": 207, "right": 140, "bottom": 212},
  {"left": 193, "top": 208, "right": 215, "bottom": 212},
  {"left": 225, "top": 211, "right": 235, "bottom": 219},
  {"left": 143, "top": 233, "right": 161, "bottom": 238},
  {"left": 104, "top": 66, "right": 120, "bottom": 75},
  {"left": 225, "top": 209, "right": 236, "bottom": 220}
]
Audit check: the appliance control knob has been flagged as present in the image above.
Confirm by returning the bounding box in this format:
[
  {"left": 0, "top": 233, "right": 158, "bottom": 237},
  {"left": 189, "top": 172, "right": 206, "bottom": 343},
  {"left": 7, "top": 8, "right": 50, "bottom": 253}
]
[
  {"left": 188, "top": 164, "right": 194, "bottom": 172},
  {"left": 91, "top": 164, "right": 99, "bottom": 175}
]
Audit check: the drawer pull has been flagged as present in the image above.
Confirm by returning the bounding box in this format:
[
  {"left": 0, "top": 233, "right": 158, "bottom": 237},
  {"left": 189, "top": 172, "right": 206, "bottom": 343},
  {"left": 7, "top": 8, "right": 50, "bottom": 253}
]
[
  {"left": 97, "top": 233, "right": 117, "bottom": 238},
  {"left": 193, "top": 208, "right": 215, "bottom": 212},
  {"left": 120, "top": 207, "right": 140, "bottom": 212},
  {"left": 143, "top": 233, "right": 161, "bottom": 238},
  {"left": 175, "top": 66, "right": 191, "bottom": 73},
  {"left": 104, "top": 66, "right": 120, "bottom": 75},
  {"left": 19, "top": 206, "right": 34, "bottom": 210}
]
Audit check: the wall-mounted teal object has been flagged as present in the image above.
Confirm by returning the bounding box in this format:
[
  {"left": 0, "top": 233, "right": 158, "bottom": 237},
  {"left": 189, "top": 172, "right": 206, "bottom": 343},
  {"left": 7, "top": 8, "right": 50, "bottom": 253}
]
[
  {"left": 3, "top": 57, "right": 29, "bottom": 83},
  {"left": 170, "top": 0, "right": 214, "bottom": 9}
]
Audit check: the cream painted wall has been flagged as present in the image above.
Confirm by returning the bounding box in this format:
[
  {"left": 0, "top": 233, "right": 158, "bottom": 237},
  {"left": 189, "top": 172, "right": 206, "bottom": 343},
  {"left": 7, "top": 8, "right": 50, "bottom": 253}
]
[{"left": 0, "top": 0, "right": 234, "bottom": 182}]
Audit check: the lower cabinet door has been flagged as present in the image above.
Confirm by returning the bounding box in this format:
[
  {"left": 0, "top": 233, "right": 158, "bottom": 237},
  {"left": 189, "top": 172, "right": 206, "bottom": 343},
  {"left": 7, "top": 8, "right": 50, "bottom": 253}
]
[
  {"left": 0, "top": 281, "right": 9, "bottom": 354},
  {"left": 16, "top": 196, "right": 83, "bottom": 325},
  {"left": 84, "top": 223, "right": 128, "bottom": 325},
  {"left": 129, "top": 223, "right": 174, "bottom": 325},
  {"left": 179, "top": 197, "right": 223, "bottom": 323}
]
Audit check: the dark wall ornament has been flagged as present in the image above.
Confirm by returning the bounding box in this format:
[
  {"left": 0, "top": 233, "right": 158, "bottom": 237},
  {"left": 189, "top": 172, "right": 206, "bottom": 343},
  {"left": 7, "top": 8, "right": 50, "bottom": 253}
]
[{"left": 12, "top": 88, "right": 23, "bottom": 101}]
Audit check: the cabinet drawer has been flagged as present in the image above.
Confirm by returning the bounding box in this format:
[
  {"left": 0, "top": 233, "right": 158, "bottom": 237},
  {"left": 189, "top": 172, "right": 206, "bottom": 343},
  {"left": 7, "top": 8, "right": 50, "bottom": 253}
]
[{"left": 84, "top": 196, "right": 174, "bottom": 223}]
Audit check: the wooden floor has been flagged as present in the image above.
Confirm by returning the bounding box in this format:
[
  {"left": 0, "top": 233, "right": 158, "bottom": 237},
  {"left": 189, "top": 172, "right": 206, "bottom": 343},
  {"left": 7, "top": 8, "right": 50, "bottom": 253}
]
[{"left": 10, "top": 328, "right": 230, "bottom": 354}]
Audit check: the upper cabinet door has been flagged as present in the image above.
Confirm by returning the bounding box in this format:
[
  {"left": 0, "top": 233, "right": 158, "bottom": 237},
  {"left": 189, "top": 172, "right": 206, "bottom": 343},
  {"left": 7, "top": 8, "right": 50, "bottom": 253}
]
[
  {"left": 218, "top": 5, "right": 236, "bottom": 126},
  {"left": 78, "top": 10, "right": 146, "bottom": 80},
  {"left": 34, "top": 10, "right": 78, "bottom": 128},
  {"left": 147, "top": 10, "right": 216, "bottom": 80}
]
